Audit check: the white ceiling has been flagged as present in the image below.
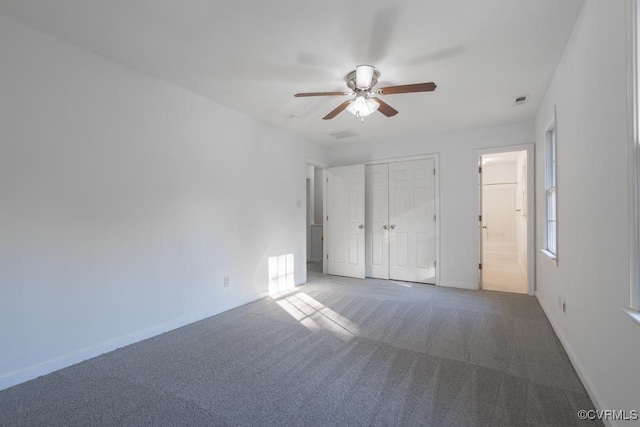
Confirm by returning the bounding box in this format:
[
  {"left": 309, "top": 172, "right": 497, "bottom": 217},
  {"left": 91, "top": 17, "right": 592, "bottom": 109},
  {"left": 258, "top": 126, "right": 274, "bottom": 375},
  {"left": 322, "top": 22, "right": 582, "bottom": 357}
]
[{"left": 0, "top": 0, "right": 584, "bottom": 145}]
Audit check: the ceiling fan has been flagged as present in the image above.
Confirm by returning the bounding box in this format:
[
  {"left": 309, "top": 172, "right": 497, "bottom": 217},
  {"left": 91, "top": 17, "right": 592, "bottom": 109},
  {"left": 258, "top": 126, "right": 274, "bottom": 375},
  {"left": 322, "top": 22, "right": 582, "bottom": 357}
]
[{"left": 294, "top": 65, "right": 436, "bottom": 121}]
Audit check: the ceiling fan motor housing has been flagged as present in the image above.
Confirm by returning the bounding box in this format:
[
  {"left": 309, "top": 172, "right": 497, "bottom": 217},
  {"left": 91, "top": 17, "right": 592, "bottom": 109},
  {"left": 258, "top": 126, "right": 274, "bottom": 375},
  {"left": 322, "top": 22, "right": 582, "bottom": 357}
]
[{"left": 346, "top": 66, "right": 380, "bottom": 91}]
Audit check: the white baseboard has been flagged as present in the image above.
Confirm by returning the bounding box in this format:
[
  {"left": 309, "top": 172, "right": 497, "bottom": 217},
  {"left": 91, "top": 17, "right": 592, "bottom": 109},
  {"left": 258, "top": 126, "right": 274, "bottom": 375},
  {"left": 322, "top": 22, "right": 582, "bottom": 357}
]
[
  {"left": 536, "top": 294, "right": 613, "bottom": 427},
  {"left": 0, "top": 291, "right": 269, "bottom": 392}
]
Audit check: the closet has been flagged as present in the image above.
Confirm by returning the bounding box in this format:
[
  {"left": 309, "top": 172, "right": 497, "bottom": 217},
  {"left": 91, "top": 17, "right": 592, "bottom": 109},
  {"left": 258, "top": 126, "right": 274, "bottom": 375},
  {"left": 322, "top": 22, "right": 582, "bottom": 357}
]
[{"left": 326, "top": 158, "right": 438, "bottom": 284}]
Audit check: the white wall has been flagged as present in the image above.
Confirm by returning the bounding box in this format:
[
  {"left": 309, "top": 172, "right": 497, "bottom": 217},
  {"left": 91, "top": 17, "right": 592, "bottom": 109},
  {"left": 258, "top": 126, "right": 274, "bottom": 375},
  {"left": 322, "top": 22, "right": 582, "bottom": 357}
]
[
  {"left": 0, "top": 14, "right": 327, "bottom": 389},
  {"left": 534, "top": 0, "right": 640, "bottom": 421},
  {"left": 328, "top": 120, "right": 534, "bottom": 289}
]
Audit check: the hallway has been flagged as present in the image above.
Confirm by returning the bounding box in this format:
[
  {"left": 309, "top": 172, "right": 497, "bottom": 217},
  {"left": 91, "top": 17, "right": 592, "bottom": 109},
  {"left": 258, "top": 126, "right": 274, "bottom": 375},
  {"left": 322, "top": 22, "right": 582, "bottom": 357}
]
[{"left": 482, "top": 260, "right": 528, "bottom": 294}]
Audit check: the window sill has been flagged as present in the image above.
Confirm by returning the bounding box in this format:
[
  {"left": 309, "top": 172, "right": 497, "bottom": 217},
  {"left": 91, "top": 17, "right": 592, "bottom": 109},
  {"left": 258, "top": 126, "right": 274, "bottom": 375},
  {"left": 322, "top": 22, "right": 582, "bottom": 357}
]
[
  {"left": 622, "top": 308, "right": 640, "bottom": 327},
  {"left": 540, "top": 249, "right": 558, "bottom": 265}
]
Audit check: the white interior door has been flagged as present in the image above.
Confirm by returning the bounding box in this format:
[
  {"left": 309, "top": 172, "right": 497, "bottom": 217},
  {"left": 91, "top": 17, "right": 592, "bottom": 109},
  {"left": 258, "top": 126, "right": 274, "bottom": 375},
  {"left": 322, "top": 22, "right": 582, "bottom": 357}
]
[
  {"left": 326, "top": 165, "right": 365, "bottom": 278},
  {"left": 365, "top": 164, "right": 389, "bottom": 279},
  {"left": 482, "top": 184, "right": 517, "bottom": 261},
  {"left": 389, "top": 159, "right": 436, "bottom": 283}
]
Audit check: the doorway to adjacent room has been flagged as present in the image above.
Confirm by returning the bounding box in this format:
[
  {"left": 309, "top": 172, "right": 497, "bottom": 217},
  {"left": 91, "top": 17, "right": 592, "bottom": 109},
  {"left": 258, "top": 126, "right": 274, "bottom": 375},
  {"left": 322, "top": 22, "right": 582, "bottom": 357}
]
[{"left": 478, "top": 149, "right": 530, "bottom": 294}]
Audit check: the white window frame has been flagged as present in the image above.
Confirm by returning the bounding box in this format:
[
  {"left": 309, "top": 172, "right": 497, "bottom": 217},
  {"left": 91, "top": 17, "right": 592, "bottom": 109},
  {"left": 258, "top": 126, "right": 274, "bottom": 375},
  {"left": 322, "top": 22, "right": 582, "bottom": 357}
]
[
  {"left": 542, "top": 111, "right": 558, "bottom": 262},
  {"left": 627, "top": 0, "right": 640, "bottom": 317}
]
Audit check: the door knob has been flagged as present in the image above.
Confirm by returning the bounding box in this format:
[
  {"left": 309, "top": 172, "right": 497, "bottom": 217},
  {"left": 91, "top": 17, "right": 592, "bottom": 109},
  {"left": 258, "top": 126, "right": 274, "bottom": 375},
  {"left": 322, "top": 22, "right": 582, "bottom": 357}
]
[
  {"left": 358, "top": 224, "right": 364, "bottom": 230},
  {"left": 383, "top": 225, "right": 388, "bottom": 230},
  {"left": 390, "top": 225, "right": 396, "bottom": 230},
  {"left": 482, "top": 226, "right": 487, "bottom": 229}
]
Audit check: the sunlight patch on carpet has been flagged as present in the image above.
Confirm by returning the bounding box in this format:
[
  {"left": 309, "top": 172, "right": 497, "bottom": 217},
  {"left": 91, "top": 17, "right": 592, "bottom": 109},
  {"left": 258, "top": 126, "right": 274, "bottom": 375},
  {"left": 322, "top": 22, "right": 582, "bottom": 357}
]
[{"left": 274, "top": 291, "right": 359, "bottom": 342}]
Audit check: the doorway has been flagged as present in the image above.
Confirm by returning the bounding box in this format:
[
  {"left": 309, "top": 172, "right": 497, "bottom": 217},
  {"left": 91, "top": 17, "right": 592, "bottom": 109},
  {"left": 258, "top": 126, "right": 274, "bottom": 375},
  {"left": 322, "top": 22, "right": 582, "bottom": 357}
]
[
  {"left": 306, "top": 163, "right": 325, "bottom": 278},
  {"left": 479, "top": 150, "right": 529, "bottom": 294}
]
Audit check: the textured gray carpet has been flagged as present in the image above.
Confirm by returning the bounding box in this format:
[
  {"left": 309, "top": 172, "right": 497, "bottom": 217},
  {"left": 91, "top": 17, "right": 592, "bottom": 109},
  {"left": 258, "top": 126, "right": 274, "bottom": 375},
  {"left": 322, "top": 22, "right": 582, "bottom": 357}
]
[{"left": 0, "top": 268, "right": 600, "bottom": 426}]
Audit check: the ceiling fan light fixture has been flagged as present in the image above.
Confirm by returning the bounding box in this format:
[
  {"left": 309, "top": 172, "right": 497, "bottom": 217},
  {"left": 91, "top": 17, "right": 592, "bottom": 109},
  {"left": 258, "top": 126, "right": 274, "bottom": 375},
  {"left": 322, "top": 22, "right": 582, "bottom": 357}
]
[
  {"left": 346, "top": 95, "right": 379, "bottom": 120},
  {"left": 365, "top": 97, "right": 379, "bottom": 114},
  {"left": 355, "top": 65, "right": 375, "bottom": 89}
]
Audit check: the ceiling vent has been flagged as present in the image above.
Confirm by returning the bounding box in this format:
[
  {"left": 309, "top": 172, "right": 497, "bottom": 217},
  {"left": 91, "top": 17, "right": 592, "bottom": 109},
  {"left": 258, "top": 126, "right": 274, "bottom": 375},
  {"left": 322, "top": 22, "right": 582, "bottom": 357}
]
[
  {"left": 514, "top": 95, "right": 528, "bottom": 106},
  {"left": 328, "top": 129, "right": 358, "bottom": 140}
]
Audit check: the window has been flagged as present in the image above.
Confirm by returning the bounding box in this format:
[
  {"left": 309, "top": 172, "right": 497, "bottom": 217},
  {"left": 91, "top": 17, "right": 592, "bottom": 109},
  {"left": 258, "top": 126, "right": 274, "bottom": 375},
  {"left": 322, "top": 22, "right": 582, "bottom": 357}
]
[{"left": 544, "top": 118, "right": 558, "bottom": 259}]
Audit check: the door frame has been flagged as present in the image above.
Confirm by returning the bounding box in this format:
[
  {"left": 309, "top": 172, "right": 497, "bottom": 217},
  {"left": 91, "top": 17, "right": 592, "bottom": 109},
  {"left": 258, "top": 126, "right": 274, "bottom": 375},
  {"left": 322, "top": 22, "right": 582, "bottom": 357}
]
[
  {"left": 473, "top": 144, "right": 535, "bottom": 295},
  {"left": 351, "top": 153, "right": 441, "bottom": 286},
  {"left": 304, "top": 159, "right": 328, "bottom": 279}
]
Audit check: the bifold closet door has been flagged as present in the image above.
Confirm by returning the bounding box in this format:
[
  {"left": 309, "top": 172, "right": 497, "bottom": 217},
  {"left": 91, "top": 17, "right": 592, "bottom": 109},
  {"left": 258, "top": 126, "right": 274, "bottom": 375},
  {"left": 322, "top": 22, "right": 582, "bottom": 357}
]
[
  {"left": 326, "top": 165, "right": 365, "bottom": 279},
  {"left": 365, "top": 164, "right": 389, "bottom": 279},
  {"left": 389, "top": 159, "right": 437, "bottom": 284}
]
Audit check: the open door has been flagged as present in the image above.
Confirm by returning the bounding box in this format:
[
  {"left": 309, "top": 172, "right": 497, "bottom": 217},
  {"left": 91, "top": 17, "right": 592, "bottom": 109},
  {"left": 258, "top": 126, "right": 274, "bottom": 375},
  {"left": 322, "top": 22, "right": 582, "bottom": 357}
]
[{"left": 325, "top": 165, "right": 365, "bottom": 278}]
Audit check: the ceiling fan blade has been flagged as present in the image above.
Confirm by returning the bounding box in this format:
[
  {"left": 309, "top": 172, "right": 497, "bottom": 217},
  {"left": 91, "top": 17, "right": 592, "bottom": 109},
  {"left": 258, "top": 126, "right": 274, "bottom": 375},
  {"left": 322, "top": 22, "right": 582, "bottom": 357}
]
[
  {"left": 372, "top": 97, "right": 398, "bottom": 117},
  {"left": 376, "top": 82, "right": 437, "bottom": 95},
  {"left": 295, "top": 91, "right": 350, "bottom": 97},
  {"left": 323, "top": 101, "right": 352, "bottom": 120}
]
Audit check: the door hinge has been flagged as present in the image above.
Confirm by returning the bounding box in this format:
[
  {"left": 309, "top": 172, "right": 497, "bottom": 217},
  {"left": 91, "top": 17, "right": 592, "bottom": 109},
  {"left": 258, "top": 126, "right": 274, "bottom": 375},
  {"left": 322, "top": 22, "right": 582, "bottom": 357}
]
[
  {"left": 326, "top": 215, "right": 329, "bottom": 221},
  {"left": 434, "top": 168, "right": 436, "bottom": 175},
  {"left": 326, "top": 254, "right": 329, "bottom": 260},
  {"left": 326, "top": 177, "right": 329, "bottom": 183},
  {"left": 479, "top": 166, "right": 482, "bottom": 173},
  {"left": 433, "top": 260, "right": 437, "bottom": 268},
  {"left": 479, "top": 215, "right": 482, "bottom": 222},
  {"left": 479, "top": 263, "right": 483, "bottom": 270},
  {"left": 433, "top": 214, "right": 436, "bottom": 221}
]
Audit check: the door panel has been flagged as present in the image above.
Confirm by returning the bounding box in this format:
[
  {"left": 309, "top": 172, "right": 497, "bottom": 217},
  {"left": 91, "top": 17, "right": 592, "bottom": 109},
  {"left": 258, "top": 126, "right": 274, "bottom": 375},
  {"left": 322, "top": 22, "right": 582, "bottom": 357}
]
[
  {"left": 389, "top": 159, "right": 436, "bottom": 283},
  {"left": 396, "top": 232, "right": 409, "bottom": 267},
  {"left": 395, "top": 188, "right": 407, "bottom": 221},
  {"left": 349, "top": 234, "right": 359, "bottom": 264},
  {"left": 332, "top": 234, "right": 343, "bottom": 263},
  {"left": 327, "top": 165, "right": 365, "bottom": 278},
  {"left": 416, "top": 233, "right": 429, "bottom": 268},
  {"left": 365, "top": 164, "right": 389, "bottom": 279},
  {"left": 415, "top": 186, "right": 428, "bottom": 218}
]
